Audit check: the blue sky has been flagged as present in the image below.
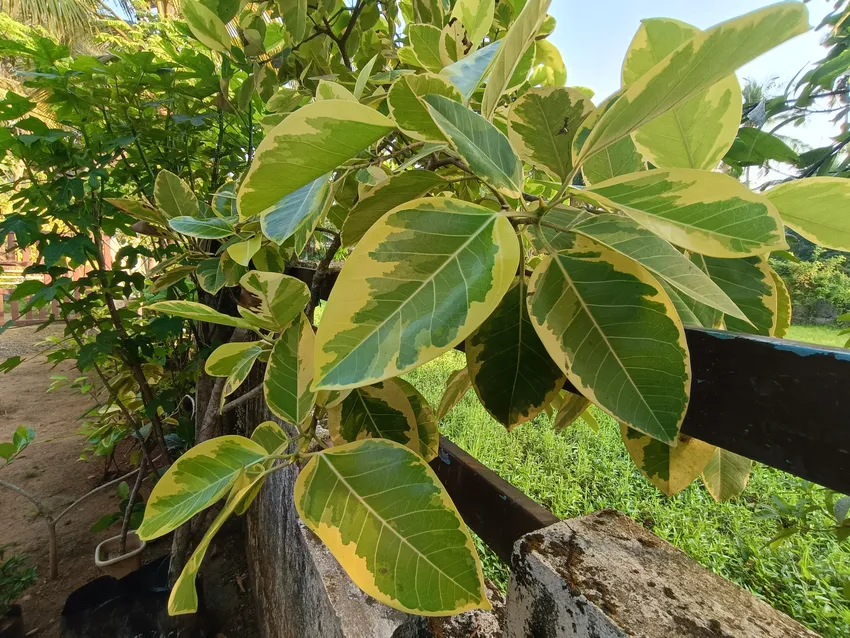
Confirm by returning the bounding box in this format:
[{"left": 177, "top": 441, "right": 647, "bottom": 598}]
[{"left": 548, "top": 0, "right": 837, "bottom": 148}]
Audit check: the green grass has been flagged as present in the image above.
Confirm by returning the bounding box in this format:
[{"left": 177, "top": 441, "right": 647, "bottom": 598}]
[
  {"left": 786, "top": 324, "right": 848, "bottom": 349},
  {"left": 402, "top": 324, "right": 850, "bottom": 636}
]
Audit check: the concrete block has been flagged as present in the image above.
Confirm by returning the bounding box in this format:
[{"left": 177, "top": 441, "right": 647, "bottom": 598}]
[{"left": 505, "top": 509, "right": 819, "bottom": 638}]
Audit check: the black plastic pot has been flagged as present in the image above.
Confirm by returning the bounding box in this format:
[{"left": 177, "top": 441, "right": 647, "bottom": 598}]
[{"left": 0, "top": 605, "right": 24, "bottom": 638}]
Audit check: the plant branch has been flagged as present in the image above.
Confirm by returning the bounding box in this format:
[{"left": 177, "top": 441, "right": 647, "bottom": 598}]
[{"left": 221, "top": 384, "right": 263, "bottom": 414}]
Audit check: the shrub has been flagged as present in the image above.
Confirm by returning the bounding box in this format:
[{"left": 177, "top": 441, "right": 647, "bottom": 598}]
[
  {"left": 0, "top": 546, "right": 36, "bottom": 616},
  {"left": 771, "top": 248, "right": 850, "bottom": 323}
]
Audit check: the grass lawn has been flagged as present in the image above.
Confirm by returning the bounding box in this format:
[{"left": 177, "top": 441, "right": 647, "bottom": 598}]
[{"left": 403, "top": 324, "right": 850, "bottom": 637}]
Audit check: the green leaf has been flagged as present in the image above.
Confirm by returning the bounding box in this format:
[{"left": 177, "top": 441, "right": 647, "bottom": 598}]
[
  {"left": 423, "top": 94, "right": 523, "bottom": 198},
  {"left": 155, "top": 170, "right": 198, "bottom": 219},
  {"left": 575, "top": 3, "right": 809, "bottom": 164},
  {"left": 197, "top": 258, "right": 227, "bottom": 294},
  {"left": 169, "top": 472, "right": 264, "bottom": 615},
  {"left": 529, "top": 40, "right": 567, "bottom": 87},
  {"left": 584, "top": 168, "right": 786, "bottom": 258},
  {"left": 621, "top": 18, "right": 743, "bottom": 170},
  {"left": 226, "top": 235, "right": 262, "bottom": 267},
  {"left": 393, "top": 378, "right": 439, "bottom": 462},
  {"left": 265, "top": 315, "right": 316, "bottom": 426},
  {"left": 409, "top": 23, "right": 445, "bottom": 72},
  {"left": 450, "top": 0, "right": 495, "bottom": 50},
  {"left": 527, "top": 234, "right": 690, "bottom": 443},
  {"left": 440, "top": 41, "right": 501, "bottom": 102},
  {"left": 621, "top": 426, "right": 715, "bottom": 496},
  {"left": 212, "top": 182, "right": 238, "bottom": 217},
  {"left": 206, "top": 341, "right": 264, "bottom": 401},
  {"left": 765, "top": 177, "right": 850, "bottom": 252},
  {"left": 701, "top": 257, "right": 777, "bottom": 336},
  {"left": 467, "top": 280, "right": 565, "bottom": 429},
  {"left": 238, "top": 101, "right": 395, "bottom": 219},
  {"left": 138, "top": 436, "right": 268, "bottom": 540},
  {"left": 294, "top": 439, "right": 489, "bottom": 614},
  {"left": 183, "top": 0, "right": 232, "bottom": 52},
  {"left": 314, "top": 197, "right": 519, "bottom": 390},
  {"left": 316, "top": 80, "right": 357, "bottom": 101},
  {"left": 437, "top": 367, "right": 472, "bottom": 421},
  {"left": 552, "top": 393, "right": 591, "bottom": 432},
  {"left": 341, "top": 170, "right": 445, "bottom": 246},
  {"left": 168, "top": 216, "right": 235, "bottom": 239},
  {"left": 582, "top": 137, "right": 645, "bottom": 186},
  {"left": 251, "top": 421, "right": 289, "bottom": 455},
  {"left": 481, "top": 0, "right": 553, "bottom": 120},
  {"left": 259, "top": 174, "right": 330, "bottom": 252},
  {"left": 724, "top": 127, "right": 800, "bottom": 169},
  {"left": 150, "top": 265, "right": 196, "bottom": 294},
  {"left": 565, "top": 214, "right": 746, "bottom": 320},
  {"left": 354, "top": 54, "right": 379, "bottom": 100},
  {"left": 770, "top": 265, "right": 791, "bottom": 339},
  {"left": 240, "top": 271, "right": 310, "bottom": 332},
  {"left": 507, "top": 87, "right": 594, "bottom": 181},
  {"left": 388, "top": 74, "right": 463, "bottom": 143},
  {"left": 147, "top": 300, "right": 253, "bottom": 329},
  {"left": 279, "top": 0, "right": 307, "bottom": 42},
  {"left": 327, "top": 379, "right": 421, "bottom": 453},
  {"left": 702, "top": 447, "right": 752, "bottom": 502}
]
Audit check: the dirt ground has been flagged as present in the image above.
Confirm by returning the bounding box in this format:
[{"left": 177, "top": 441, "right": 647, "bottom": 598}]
[{"left": 0, "top": 326, "right": 259, "bottom": 637}]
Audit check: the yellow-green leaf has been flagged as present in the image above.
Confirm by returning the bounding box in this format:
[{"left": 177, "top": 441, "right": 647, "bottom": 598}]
[
  {"left": 341, "top": 170, "right": 446, "bottom": 246},
  {"left": 507, "top": 86, "right": 594, "bottom": 180},
  {"left": 182, "top": 0, "right": 232, "bottom": 52},
  {"left": 622, "top": 18, "right": 742, "bottom": 170},
  {"left": 552, "top": 392, "right": 591, "bottom": 432},
  {"left": 584, "top": 168, "right": 786, "bottom": 258},
  {"left": 138, "top": 436, "right": 267, "bottom": 540},
  {"left": 437, "top": 367, "right": 472, "bottom": 420},
  {"left": 440, "top": 40, "right": 501, "bottom": 102},
  {"left": 314, "top": 197, "right": 519, "bottom": 390},
  {"left": 168, "top": 216, "right": 235, "bottom": 239},
  {"left": 265, "top": 315, "right": 316, "bottom": 425},
  {"left": 197, "top": 258, "right": 227, "bottom": 294},
  {"left": 238, "top": 101, "right": 395, "bottom": 218},
  {"left": 169, "top": 472, "right": 264, "bottom": 614},
  {"left": 317, "top": 79, "right": 357, "bottom": 101},
  {"left": 702, "top": 447, "right": 752, "bottom": 502},
  {"left": 394, "top": 378, "right": 439, "bottom": 462},
  {"left": 770, "top": 265, "right": 791, "bottom": 338},
  {"left": 232, "top": 421, "right": 291, "bottom": 517},
  {"left": 567, "top": 214, "right": 746, "bottom": 320},
  {"left": 259, "top": 174, "right": 331, "bottom": 252},
  {"left": 226, "top": 235, "right": 262, "bottom": 267},
  {"left": 621, "top": 426, "right": 715, "bottom": 496},
  {"left": 240, "top": 270, "right": 310, "bottom": 332},
  {"left": 423, "top": 94, "right": 523, "bottom": 198},
  {"left": 765, "top": 177, "right": 850, "bottom": 251},
  {"left": 409, "top": 23, "right": 444, "bottom": 72},
  {"left": 205, "top": 342, "right": 264, "bottom": 402},
  {"left": 106, "top": 198, "right": 166, "bottom": 226},
  {"left": 467, "top": 279, "right": 565, "bottom": 429},
  {"left": 327, "top": 379, "right": 420, "bottom": 452},
  {"left": 527, "top": 234, "right": 690, "bottom": 443},
  {"left": 701, "top": 257, "right": 777, "bottom": 336},
  {"left": 147, "top": 300, "right": 253, "bottom": 329},
  {"left": 529, "top": 40, "right": 567, "bottom": 87},
  {"left": 450, "top": 0, "right": 495, "bottom": 51},
  {"left": 575, "top": 3, "right": 809, "bottom": 164},
  {"left": 388, "top": 73, "right": 463, "bottom": 143},
  {"left": 155, "top": 170, "right": 198, "bottom": 219},
  {"left": 294, "top": 439, "right": 489, "bottom": 614},
  {"left": 251, "top": 420, "right": 289, "bottom": 454},
  {"left": 481, "top": 0, "right": 553, "bottom": 120}
]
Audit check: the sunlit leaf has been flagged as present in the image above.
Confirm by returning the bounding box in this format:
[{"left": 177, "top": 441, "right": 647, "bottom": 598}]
[
  {"left": 622, "top": 426, "right": 715, "bottom": 496},
  {"left": 265, "top": 315, "right": 316, "bottom": 426},
  {"left": 388, "top": 73, "right": 463, "bottom": 143},
  {"left": 155, "top": 170, "right": 198, "bottom": 219},
  {"left": 147, "top": 300, "right": 253, "bottom": 329},
  {"left": 702, "top": 447, "right": 752, "bottom": 502},
  {"left": 437, "top": 367, "right": 472, "bottom": 420},
  {"left": 240, "top": 271, "right": 310, "bottom": 332},
  {"left": 765, "top": 177, "right": 850, "bottom": 252}
]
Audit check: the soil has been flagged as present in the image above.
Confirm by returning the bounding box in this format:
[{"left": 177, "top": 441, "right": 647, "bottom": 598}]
[{"left": 0, "top": 326, "right": 260, "bottom": 637}]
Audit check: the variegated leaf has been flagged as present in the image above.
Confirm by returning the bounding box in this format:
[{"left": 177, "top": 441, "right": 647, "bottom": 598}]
[
  {"left": 147, "top": 300, "right": 253, "bottom": 329},
  {"left": 238, "top": 101, "right": 395, "bottom": 218},
  {"left": 701, "top": 257, "right": 777, "bottom": 336},
  {"left": 341, "top": 170, "right": 446, "bottom": 246},
  {"left": 409, "top": 23, "right": 445, "bottom": 72},
  {"left": 226, "top": 235, "right": 262, "bottom": 267},
  {"left": 765, "top": 177, "right": 850, "bottom": 252},
  {"left": 169, "top": 216, "right": 235, "bottom": 239},
  {"left": 258, "top": 174, "right": 331, "bottom": 253},
  {"left": 387, "top": 73, "right": 463, "bottom": 143},
  {"left": 182, "top": 0, "right": 232, "bottom": 52},
  {"left": 294, "top": 439, "right": 489, "bottom": 614},
  {"left": 137, "top": 436, "right": 268, "bottom": 540},
  {"left": 450, "top": 0, "right": 494, "bottom": 51},
  {"left": 423, "top": 95, "right": 523, "bottom": 198},
  {"left": 622, "top": 18, "right": 742, "bottom": 171},
  {"left": 621, "top": 426, "right": 716, "bottom": 497},
  {"left": 584, "top": 168, "right": 786, "bottom": 258},
  {"left": 552, "top": 392, "right": 591, "bottom": 432},
  {"left": 440, "top": 41, "right": 501, "bottom": 102},
  {"left": 314, "top": 197, "right": 519, "bottom": 390},
  {"left": 437, "top": 367, "right": 472, "bottom": 420},
  {"left": 240, "top": 271, "right": 310, "bottom": 332},
  {"left": 394, "top": 378, "right": 440, "bottom": 462},
  {"left": 155, "top": 170, "right": 198, "bottom": 219},
  {"left": 206, "top": 341, "right": 265, "bottom": 403},
  {"left": 265, "top": 315, "right": 316, "bottom": 425},
  {"left": 466, "top": 280, "right": 565, "bottom": 429},
  {"left": 317, "top": 80, "right": 357, "bottom": 101},
  {"left": 770, "top": 265, "right": 791, "bottom": 338},
  {"left": 507, "top": 87, "right": 594, "bottom": 180},
  {"left": 574, "top": 3, "right": 808, "bottom": 163},
  {"left": 527, "top": 234, "right": 690, "bottom": 443}
]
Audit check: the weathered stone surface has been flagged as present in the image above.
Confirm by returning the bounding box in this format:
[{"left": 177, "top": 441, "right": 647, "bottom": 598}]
[{"left": 506, "top": 510, "right": 819, "bottom": 638}]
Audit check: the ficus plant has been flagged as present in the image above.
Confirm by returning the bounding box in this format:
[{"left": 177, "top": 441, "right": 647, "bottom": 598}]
[{"left": 2, "top": 0, "right": 850, "bottom": 620}]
